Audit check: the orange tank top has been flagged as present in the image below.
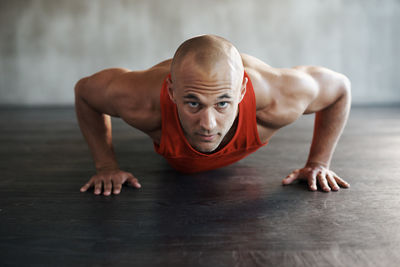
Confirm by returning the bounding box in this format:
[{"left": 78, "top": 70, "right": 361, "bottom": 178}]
[{"left": 153, "top": 71, "right": 268, "bottom": 173}]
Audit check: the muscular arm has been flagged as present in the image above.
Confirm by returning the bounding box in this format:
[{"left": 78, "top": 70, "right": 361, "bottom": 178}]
[
  {"left": 74, "top": 69, "right": 124, "bottom": 171},
  {"left": 74, "top": 68, "right": 142, "bottom": 195},
  {"left": 280, "top": 66, "right": 352, "bottom": 191},
  {"left": 303, "top": 67, "right": 352, "bottom": 169}
]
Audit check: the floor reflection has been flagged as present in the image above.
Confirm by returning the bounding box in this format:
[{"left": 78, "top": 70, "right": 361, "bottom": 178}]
[{"left": 151, "top": 164, "right": 301, "bottom": 252}]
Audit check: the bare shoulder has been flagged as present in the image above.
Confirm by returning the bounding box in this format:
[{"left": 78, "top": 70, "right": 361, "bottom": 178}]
[
  {"left": 241, "top": 53, "right": 272, "bottom": 69},
  {"left": 107, "top": 59, "right": 172, "bottom": 134},
  {"left": 293, "top": 65, "right": 351, "bottom": 113},
  {"left": 241, "top": 55, "right": 312, "bottom": 126},
  {"left": 76, "top": 67, "right": 132, "bottom": 117},
  {"left": 245, "top": 61, "right": 350, "bottom": 129},
  {"left": 77, "top": 59, "right": 171, "bottom": 138},
  {"left": 241, "top": 53, "right": 275, "bottom": 110}
]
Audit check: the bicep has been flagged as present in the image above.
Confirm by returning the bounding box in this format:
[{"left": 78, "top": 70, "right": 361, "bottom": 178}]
[{"left": 301, "top": 67, "right": 350, "bottom": 114}]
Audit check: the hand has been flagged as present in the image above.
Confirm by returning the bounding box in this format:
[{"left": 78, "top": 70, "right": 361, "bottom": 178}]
[
  {"left": 282, "top": 163, "right": 350, "bottom": 192},
  {"left": 80, "top": 169, "right": 141, "bottom": 196}
]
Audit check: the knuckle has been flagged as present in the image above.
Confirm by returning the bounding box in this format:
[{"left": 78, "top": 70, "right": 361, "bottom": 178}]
[
  {"left": 115, "top": 177, "right": 125, "bottom": 184},
  {"left": 128, "top": 176, "right": 137, "bottom": 182},
  {"left": 335, "top": 176, "right": 343, "bottom": 182}
]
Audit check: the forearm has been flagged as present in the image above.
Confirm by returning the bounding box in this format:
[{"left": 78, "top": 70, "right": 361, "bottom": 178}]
[
  {"left": 75, "top": 93, "right": 119, "bottom": 172},
  {"left": 306, "top": 87, "right": 351, "bottom": 168}
]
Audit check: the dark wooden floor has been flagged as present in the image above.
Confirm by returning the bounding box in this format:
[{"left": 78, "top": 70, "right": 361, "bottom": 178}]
[{"left": 0, "top": 106, "right": 399, "bottom": 267}]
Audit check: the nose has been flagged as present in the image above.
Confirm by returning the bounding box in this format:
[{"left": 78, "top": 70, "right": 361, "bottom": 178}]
[{"left": 199, "top": 108, "right": 217, "bottom": 133}]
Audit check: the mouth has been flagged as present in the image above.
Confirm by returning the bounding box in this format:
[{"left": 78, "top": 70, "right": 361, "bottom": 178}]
[{"left": 196, "top": 133, "right": 218, "bottom": 142}]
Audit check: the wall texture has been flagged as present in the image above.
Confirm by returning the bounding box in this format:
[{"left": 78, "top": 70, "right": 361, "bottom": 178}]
[{"left": 0, "top": 0, "right": 399, "bottom": 105}]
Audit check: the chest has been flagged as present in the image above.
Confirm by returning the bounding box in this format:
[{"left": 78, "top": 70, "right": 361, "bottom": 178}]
[{"left": 256, "top": 124, "right": 278, "bottom": 144}]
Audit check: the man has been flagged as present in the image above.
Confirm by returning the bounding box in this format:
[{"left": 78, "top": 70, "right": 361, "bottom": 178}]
[{"left": 75, "top": 34, "right": 351, "bottom": 196}]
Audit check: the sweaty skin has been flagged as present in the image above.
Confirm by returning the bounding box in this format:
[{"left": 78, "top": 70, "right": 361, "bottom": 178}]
[{"left": 75, "top": 35, "right": 351, "bottom": 196}]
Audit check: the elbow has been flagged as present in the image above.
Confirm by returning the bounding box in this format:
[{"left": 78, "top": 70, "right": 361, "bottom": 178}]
[
  {"left": 341, "top": 75, "right": 351, "bottom": 97},
  {"left": 339, "top": 75, "right": 352, "bottom": 114},
  {"left": 74, "top": 77, "right": 90, "bottom": 105},
  {"left": 339, "top": 74, "right": 352, "bottom": 107},
  {"left": 74, "top": 77, "right": 89, "bottom": 97}
]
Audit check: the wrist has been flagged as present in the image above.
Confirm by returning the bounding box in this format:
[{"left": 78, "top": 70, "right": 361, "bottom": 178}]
[
  {"left": 305, "top": 160, "right": 329, "bottom": 169},
  {"left": 95, "top": 162, "right": 119, "bottom": 173}
]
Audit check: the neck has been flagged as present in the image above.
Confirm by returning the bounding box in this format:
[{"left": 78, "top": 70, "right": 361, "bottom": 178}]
[{"left": 213, "top": 115, "right": 239, "bottom": 152}]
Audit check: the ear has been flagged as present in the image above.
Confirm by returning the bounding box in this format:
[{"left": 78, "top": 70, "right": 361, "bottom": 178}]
[
  {"left": 238, "top": 77, "right": 248, "bottom": 103},
  {"left": 166, "top": 77, "right": 176, "bottom": 103}
]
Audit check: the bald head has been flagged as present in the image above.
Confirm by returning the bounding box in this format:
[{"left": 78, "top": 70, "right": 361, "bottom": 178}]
[
  {"left": 167, "top": 35, "right": 248, "bottom": 153},
  {"left": 170, "top": 35, "right": 244, "bottom": 84}
]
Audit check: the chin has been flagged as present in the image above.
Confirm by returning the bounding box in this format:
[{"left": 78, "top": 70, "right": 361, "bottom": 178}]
[{"left": 194, "top": 142, "right": 219, "bottom": 153}]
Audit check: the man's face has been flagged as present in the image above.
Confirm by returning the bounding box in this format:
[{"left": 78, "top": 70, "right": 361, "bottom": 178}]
[{"left": 168, "top": 58, "right": 246, "bottom": 153}]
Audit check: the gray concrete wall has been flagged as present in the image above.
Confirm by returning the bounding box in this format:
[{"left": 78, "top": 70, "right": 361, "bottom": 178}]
[{"left": 1, "top": 0, "right": 399, "bottom": 105}]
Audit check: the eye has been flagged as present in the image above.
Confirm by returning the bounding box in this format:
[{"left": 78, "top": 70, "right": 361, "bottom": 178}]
[
  {"left": 217, "top": 102, "right": 229, "bottom": 108},
  {"left": 187, "top": 102, "right": 199, "bottom": 108}
]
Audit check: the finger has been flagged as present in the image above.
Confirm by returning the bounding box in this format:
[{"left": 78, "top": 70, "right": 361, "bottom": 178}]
[
  {"left": 332, "top": 173, "right": 350, "bottom": 188},
  {"left": 126, "top": 177, "right": 141, "bottom": 189},
  {"left": 327, "top": 173, "right": 340, "bottom": 191},
  {"left": 80, "top": 180, "right": 93, "bottom": 192},
  {"left": 307, "top": 170, "right": 318, "bottom": 191},
  {"left": 94, "top": 180, "right": 103, "bottom": 195},
  {"left": 282, "top": 170, "right": 300, "bottom": 185},
  {"left": 103, "top": 180, "right": 112, "bottom": 196},
  {"left": 317, "top": 171, "right": 331, "bottom": 192},
  {"left": 113, "top": 182, "right": 122, "bottom": 194}
]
